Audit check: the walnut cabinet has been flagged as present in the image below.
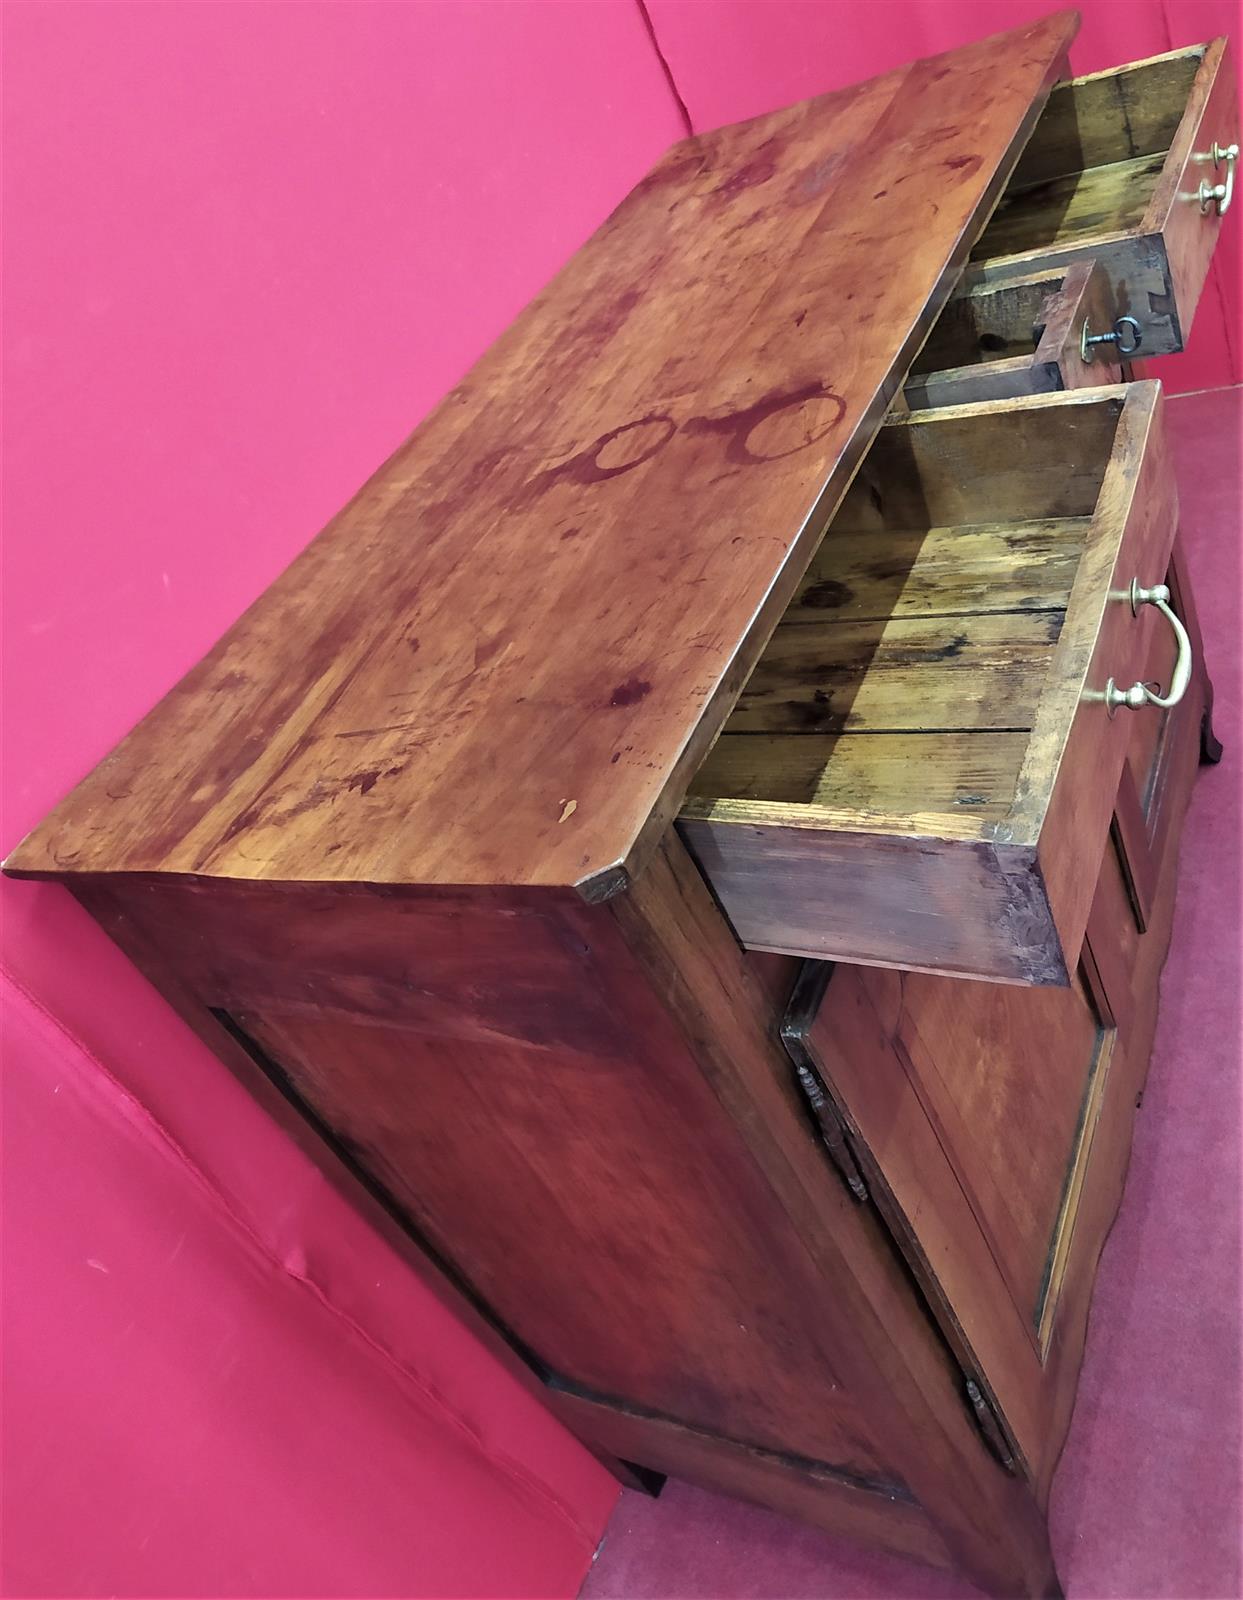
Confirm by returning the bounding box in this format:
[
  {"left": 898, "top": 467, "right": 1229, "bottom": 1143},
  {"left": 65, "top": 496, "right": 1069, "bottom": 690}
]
[{"left": 7, "top": 13, "right": 1234, "bottom": 1595}]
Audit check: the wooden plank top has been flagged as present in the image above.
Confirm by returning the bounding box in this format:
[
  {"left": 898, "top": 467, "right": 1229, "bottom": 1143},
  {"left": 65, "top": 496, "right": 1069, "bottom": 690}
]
[{"left": 7, "top": 11, "right": 1079, "bottom": 897}]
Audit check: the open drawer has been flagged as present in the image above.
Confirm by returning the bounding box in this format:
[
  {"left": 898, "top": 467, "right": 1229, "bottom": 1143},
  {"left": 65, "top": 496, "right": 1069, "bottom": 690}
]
[
  {"left": 679, "top": 384, "right": 1185, "bottom": 986},
  {"left": 969, "top": 41, "right": 1237, "bottom": 357},
  {"left": 903, "top": 260, "right": 1125, "bottom": 409}
]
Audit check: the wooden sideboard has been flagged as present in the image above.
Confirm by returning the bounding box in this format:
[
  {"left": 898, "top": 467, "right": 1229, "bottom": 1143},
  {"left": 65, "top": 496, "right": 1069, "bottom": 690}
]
[{"left": 7, "top": 12, "right": 1236, "bottom": 1595}]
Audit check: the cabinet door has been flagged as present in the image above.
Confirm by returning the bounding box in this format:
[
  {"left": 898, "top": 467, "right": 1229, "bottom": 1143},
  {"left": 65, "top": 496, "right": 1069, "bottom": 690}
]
[{"left": 782, "top": 828, "right": 1147, "bottom": 1475}]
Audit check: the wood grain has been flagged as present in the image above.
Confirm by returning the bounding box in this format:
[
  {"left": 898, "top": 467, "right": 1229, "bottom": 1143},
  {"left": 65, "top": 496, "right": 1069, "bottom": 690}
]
[
  {"left": 785, "top": 667, "right": 1212, "bottom": 1502},
  {"left": 1007, "top": 47, "right": 1203, "bottom": 184},
  {"left": 1014, "top": 383, "right": 1176, "bottom": 982},
  {"left": 906, "top": 258, "right": 1127, "bottom": 413},
  {"left": 1034, "top": 652, "right": 1207, "bottom": 1501},
  {"left": 1145, "top": 38, "right": 1237, "bottom": 343},
  {"left": 785, "top": 518, "right": 1086, "bottom": 622},
  {"left": 683, "top": 386, "right": 1167, "bottom": 985},
  {"left": 831, "top": 390, "right": 1121, "bottom": 532},
  {"left": 607, "top": 830, "right": 1063, "bottom": 1596},
  {"left": 971, "top": 42, "right": 1234, "bottom": 356},
  {"left": 678, "top": 816, "right": 1070, "bottom": 984},
  {"left": 906, "top": 259, "right": 1121, "bottom": 401},
  {"left": 2, "top": 22, "right": 1220, "bottom": 1596},
  {"left": 548, "top": 1388, "right": 955, "bottom": 1573},
  {"left": 3, "top": 14, "right": 1080, "bottom": 899},
  {"left": 1035, "top": 259, "right": 1126, "bottom": 391},
  {"left": 726, "top": 611, "right": 1062, "bottom": 735},
  {"left": 71, "top": 871, "right": 895, "bottom": 1475},
  {"left": 975, "top": 152, "right": 1164, "bottom": 258},
  {"left": 793, "top": 952, "right": 1106, "bottom": 1474},
  {"left": 911, "top": 267, "right": 1072, "bottom": 373},
  {"left": 690, "top": 731, "right": 1029, "bottom": 813}
]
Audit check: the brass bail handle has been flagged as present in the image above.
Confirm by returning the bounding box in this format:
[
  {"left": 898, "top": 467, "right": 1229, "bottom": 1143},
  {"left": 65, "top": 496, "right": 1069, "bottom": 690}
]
[
  {"left": 1105, "top": 579, "right": 1193, "bottom": 713},
  {"left": 1199, "top": 140, "right": 1238, "bottom": 216},
  {"left": 1080, "top": 314, "right": 1143, "bottom": 363}
]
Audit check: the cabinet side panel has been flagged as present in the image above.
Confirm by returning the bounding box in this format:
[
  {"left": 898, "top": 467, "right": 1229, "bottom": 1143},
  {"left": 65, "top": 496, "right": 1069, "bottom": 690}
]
[
  {"left": 69, "top": 875, "right": 899, "bottom": 1487},
  {"left": 608, "top": 832, "right": 1061, "bottom": 1598}
]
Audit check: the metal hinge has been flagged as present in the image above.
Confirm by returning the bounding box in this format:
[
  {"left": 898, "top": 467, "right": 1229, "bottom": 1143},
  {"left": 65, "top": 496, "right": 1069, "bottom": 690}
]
[
  {"left": 791, "top": 1058, "right": 870, "bottom": 1202},
  {"left": 965, "top": 1378, "right": 1017, "bottom": 1474},
  {"left": 780, "top": 967, "right": 1022, "bottom": 1478},
  {"left": 780, "top": 963, "right": 869, "bottom": 1203}
]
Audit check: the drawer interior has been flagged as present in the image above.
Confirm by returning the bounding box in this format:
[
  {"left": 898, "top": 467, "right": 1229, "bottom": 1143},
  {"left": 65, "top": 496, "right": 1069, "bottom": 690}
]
[
  {"left": 971, "top": 48, "right": 1203, "bottom": 264},
  {"left": 909, "top": 270, "right": 1070, "bottom": 374},
  {"left": 687, "top": 396, "right": 1124, "bottom": 829},
  {"left": 904, "top": 260, "right": 1118, "bottom": 408},
  {"left": 679, "top": 386, "right": 1172, "bottom": 985}
]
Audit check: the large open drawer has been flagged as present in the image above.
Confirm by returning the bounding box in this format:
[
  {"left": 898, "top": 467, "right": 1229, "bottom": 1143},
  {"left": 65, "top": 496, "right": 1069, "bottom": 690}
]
[
  {"left": 969, "top": 41, "right": 1237, "bottom": 357},
  {"left": 679, "top": 385, "right": 1181, "bottom": 986}
]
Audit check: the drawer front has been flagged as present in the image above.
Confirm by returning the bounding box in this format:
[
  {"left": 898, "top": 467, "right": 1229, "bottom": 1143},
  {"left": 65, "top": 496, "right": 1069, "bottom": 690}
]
[
  {"left": 970, "top": 41, "right": 1237, "bottom": 356},
  {"left": 1150, "top": 38, "right": 1239, "bottom": 353},
  {"left": 905, "top": 259, "right": 1123, "bottom": 410},
  {"left": 681, "top": 385, "right": 1182, "bottom": 985}
]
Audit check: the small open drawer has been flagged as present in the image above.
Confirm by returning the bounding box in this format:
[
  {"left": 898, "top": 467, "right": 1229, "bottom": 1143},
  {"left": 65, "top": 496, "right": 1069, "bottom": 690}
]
[
  {"left": 679, "top": 384, "right": 1183, "bottom": 986},
  {"left": 969, "top": 41, "right": 1237, "bottom": 357},
  {"left": 903, "top": 260, "right": 1125, "bottom": 410}
]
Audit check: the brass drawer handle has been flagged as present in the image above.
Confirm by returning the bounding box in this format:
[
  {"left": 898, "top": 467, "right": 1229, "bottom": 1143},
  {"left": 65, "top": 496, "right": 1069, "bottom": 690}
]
[
  {"left": 1106, "top": 579, "right": 1192, "bottom": 713},
  {"left": 1080, "top": 315, "right": 1142, "bottom": 362},
  {"left": 1199, "top": 141, "right": 1238, "bottom": 216}
]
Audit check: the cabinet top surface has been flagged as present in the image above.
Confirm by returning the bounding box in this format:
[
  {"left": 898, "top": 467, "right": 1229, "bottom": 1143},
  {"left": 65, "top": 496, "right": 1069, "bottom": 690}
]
[{"left": 8, "top": 10, "right": 1077, "bottom": 896}]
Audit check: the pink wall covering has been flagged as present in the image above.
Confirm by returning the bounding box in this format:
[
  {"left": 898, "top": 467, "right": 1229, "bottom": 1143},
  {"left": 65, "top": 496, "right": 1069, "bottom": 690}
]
[{"left": 2, "top": 2, "right": 1237, "bottom": 1595}]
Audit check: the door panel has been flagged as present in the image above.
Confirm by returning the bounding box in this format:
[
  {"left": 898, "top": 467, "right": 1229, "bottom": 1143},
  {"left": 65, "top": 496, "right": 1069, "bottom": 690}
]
[
  {"left": 785, "top": 830, "right": 1146, "bottom": 1466},
  {"left": 222, "top": 999, "right": 893, "bottom": 1483}
]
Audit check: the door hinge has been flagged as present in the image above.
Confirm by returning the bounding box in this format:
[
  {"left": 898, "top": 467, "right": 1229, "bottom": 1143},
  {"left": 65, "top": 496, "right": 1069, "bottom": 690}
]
[
  {"left": 792, "top": 1059, "right": 870, "bottom": 1203},
  {"left": 965, "top": 1377, "right": 1017, "bottom": 1474},
  {"left": 781, "top": 963, "right": 869, "bottom": 1203},
  {"left": 780, "top": 965, "right": 1022, "bottom": 1479}
]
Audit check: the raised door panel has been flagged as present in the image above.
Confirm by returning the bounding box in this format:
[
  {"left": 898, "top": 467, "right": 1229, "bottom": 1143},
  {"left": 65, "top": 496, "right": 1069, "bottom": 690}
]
[
  {"left": 869, "top": 965, "right": 1107, "bottom": 1343},
  {"left": 66, "top": 871, "right": 903, "bottom": 1490},
  {"left": 785, "top": 829, "right": 1150, "bottom": 1473},
  {"left": 209, "top": 987, "right": 896, "bottom": 1486}
]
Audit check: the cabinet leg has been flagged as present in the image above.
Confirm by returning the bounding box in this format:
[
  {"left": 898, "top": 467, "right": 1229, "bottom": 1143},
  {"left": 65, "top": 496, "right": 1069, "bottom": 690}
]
[
  {"left": 592, "top": 1449, "right": 665, "bottom": 1496},
  {"left": 933, "top": 1478, "right": 1063, "bottom": 1600},
  {"left": 1201, "top": 698, "right": 1224, "bottom": 766}
]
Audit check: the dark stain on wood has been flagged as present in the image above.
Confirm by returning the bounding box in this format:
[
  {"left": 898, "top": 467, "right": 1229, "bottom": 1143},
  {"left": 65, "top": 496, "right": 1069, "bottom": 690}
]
[{"left": 610, "top": 678, "right": 653, "bottom": 708}]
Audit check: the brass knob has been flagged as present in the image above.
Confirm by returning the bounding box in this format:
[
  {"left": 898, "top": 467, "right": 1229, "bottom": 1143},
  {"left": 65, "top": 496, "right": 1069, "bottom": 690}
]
[{"left": 1199, "top": 141, "right": 1238, "bottom": 217}]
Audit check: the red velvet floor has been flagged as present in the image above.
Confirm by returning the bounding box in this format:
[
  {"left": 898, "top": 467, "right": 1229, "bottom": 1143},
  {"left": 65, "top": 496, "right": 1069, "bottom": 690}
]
[{"left": 583, "top": 385, "right": 1242, "bottom": 1600}]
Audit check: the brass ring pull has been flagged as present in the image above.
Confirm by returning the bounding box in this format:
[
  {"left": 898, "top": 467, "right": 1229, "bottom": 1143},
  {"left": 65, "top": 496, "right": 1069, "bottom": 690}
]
[
  {"left": 1199, "top": 140, "right": 1238, "bottom": 216},
  {"left": 1105, "top": 579, "right": 1193, "bottom": 713},
  {"left": 1080, "top": 315, "right": 1142, "bottom": 362}
]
